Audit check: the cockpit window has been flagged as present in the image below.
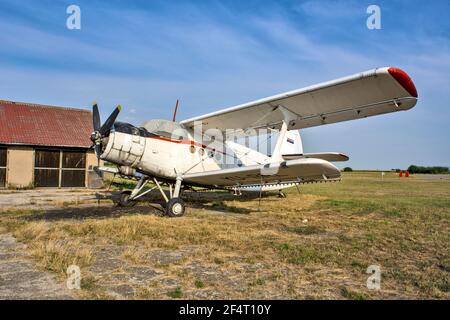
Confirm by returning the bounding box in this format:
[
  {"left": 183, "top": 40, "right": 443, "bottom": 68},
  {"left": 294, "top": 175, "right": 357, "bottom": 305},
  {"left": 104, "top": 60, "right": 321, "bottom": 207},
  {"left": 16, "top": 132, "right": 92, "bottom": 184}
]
[
  {"left": 113, "top": 121, "right": 189, "bottom": 141},
  {"left": 131, "top": 126, "right": 140, "bottom": 135},
  {"left": 141, "top": 120, "right": 189, "bottom": 140},
  {"left": 113, "top": 122, "right": 136, "bottom": 135}
]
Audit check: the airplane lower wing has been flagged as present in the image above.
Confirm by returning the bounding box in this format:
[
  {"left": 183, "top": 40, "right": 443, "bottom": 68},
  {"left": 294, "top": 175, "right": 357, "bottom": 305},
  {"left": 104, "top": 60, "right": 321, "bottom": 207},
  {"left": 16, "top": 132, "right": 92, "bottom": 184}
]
[
  {"left": 181, "top": 67, "right": 418, "bottom": 135},
  {"left": 182, "top": 158, "right": 341, "bottom": 187}
]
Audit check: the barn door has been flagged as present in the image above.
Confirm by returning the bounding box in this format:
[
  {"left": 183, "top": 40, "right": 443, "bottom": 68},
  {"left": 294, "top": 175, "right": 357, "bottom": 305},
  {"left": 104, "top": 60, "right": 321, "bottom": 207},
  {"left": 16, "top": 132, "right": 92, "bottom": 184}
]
[
  {"left": 34, "top": 150, "right": 60, "bottom": 187},
  {"left": 34, "top": 149, "right": 86, "bottom": 188},
  {"left": 61, "top": 151, "right": 86, "bottom": 187},
  {"left": 0, "top": 148, "right": 6, "bottom": 187}
]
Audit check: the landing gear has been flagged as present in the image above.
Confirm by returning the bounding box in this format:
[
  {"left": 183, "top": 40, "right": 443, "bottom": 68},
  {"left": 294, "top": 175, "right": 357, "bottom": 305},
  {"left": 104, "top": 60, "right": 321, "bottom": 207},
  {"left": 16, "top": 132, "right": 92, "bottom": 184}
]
[
  {"left": 162, "top": 176, "right": 186, "bottom": 217},
  {"left": 119, "top": 175, "right": 187, "bottom": 217},
  {"left": 165, "top": 198, "right": 186, "bottom": 217},
  {"left": 118, "top": 191, "right": 137, "bottom": 207},
  {"left": 278, "top": 191, "right": 286, "bottom": 198}
]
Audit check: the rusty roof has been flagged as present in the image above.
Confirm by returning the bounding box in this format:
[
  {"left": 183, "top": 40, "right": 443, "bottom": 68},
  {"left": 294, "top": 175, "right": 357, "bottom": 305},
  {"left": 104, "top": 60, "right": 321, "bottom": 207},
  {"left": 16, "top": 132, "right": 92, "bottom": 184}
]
[{"left": 0, "top": 100, "right": 93, "bottom": 148}]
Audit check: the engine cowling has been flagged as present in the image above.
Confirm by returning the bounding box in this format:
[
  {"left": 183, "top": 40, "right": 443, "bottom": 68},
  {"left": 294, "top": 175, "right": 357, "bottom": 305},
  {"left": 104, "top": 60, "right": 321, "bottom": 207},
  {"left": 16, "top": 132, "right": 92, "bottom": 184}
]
[{"left": 100, "top": 123, "right": 146, "bottom": 168}]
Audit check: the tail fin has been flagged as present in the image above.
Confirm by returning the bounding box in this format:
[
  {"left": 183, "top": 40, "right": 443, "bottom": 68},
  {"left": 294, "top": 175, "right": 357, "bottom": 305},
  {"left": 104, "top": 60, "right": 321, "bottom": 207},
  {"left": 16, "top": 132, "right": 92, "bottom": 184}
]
[{"left": 281, "top": 130, "right": 303, "bottom": 160}]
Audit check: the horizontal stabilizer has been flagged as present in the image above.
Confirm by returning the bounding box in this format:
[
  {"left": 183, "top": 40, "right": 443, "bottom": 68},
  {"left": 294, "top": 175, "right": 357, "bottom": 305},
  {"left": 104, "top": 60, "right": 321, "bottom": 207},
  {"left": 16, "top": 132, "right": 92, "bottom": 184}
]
[
  {"left": 282, "top": 153, "right": 349, "bottom": 162},
  {"left": 303, "top": 152, "right": 349, "bottom": 162}
]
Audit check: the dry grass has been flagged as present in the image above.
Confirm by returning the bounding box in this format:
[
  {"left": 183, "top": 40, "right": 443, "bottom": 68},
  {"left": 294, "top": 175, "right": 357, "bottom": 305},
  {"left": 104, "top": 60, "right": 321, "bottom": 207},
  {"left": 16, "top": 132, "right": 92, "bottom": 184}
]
[
  {"left": 0, "top": 172, "right": 448, "bottom": 299},
  {"left": 14, "top": 222, "right": 93, "bottom": 274}
]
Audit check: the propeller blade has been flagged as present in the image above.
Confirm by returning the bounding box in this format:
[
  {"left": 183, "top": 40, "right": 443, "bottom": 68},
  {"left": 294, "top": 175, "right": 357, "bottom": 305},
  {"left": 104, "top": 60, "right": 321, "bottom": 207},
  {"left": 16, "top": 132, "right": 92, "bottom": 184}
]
[
  {"left": 99, "top": 105, "right": 122, "bottom": 136},
  {"left": 172, "top": 99, "right": 179, "bottom": 122},
  {"left": 94, "top": 144, "right": 102, "bottom": 158},
  {"left": 92, "top": 103, "right": 101, "bottom": 132},
  {"left": 95, "top": 144, "right": 101, "bottom": 167}
]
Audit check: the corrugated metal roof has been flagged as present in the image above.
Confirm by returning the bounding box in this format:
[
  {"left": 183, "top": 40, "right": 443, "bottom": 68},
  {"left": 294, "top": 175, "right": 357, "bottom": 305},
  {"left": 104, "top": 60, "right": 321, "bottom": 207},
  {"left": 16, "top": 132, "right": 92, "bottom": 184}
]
[{"left": 0, "top": 100, "right": 93, "bottom": 148}]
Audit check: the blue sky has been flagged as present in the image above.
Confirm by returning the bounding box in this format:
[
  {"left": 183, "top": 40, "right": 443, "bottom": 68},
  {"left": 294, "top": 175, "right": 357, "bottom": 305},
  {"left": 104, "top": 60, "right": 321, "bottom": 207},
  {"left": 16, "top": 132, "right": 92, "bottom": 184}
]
[{"left": 0, "top": 0, "right": 449, "bottom": 169}]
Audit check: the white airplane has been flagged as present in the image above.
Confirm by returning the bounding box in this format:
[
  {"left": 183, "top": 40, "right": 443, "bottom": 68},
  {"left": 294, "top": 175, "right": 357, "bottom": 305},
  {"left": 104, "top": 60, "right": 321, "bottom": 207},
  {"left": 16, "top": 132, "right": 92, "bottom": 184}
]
[{"left": 90, "top": 67, "right": 418, "bottom": 217}]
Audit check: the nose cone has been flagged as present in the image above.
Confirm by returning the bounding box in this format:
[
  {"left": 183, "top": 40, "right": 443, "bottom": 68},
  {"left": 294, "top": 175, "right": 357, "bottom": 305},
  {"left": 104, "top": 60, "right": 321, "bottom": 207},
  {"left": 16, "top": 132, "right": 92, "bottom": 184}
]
[{"left": 388, "top": 67, "right": 418, "bottom": 98}]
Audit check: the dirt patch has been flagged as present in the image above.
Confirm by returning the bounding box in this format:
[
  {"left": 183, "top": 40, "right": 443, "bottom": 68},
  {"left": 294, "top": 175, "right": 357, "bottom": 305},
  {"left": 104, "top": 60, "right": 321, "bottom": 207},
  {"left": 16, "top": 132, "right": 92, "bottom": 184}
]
[
  {"left": 0, "top": 189, "right": 114, "bottom": 212},
  {"left": 0, "top": 233, "right": 74, "bottom": 299}
]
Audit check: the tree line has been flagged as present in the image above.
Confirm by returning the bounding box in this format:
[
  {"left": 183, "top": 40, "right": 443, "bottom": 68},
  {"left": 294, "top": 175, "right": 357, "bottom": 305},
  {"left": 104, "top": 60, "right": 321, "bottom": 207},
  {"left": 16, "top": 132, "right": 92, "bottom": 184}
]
[{"left": 407, "top": 165, "right": 449, "bottom": 174}]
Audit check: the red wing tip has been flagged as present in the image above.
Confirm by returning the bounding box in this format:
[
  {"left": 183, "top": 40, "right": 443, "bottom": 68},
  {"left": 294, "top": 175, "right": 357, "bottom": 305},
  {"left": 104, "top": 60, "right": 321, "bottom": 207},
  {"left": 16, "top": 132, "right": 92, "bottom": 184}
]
[{"left": 388, "top": 67, "right": 418, "bottom": 98}]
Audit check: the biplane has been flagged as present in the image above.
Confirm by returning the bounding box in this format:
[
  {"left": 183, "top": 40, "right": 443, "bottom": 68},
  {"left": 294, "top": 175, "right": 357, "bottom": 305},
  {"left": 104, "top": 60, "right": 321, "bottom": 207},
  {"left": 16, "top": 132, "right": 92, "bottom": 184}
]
[{"left": 90, "top": 67, "right": 418, "bottom": 216}]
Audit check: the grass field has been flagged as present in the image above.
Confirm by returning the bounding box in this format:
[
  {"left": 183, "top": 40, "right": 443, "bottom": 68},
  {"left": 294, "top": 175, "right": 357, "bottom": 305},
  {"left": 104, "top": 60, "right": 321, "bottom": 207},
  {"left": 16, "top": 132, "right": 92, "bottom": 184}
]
[{"left": 0, "top": 172, "right": 448, "bottom": 299}]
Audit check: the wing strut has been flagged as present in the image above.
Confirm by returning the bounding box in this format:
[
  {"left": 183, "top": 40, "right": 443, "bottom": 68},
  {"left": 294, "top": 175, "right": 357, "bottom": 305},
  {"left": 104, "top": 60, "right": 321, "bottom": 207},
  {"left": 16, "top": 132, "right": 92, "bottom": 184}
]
[
  {"left": 269, "top": 105, "right": 297, "bottom": 162},
  {"left": 270, "top": 120, "right": 289, "bottom": 162}
]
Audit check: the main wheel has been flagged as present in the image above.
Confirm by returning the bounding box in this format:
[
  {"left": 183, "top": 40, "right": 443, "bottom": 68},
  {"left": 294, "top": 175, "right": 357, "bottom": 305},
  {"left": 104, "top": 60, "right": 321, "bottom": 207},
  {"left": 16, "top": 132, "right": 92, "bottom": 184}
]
[
  {"left": 165, "top": 198, "right": 186, "bottom": 217},
  {"left": 118, "top": 191, "right": 137, "bottom": 207}
]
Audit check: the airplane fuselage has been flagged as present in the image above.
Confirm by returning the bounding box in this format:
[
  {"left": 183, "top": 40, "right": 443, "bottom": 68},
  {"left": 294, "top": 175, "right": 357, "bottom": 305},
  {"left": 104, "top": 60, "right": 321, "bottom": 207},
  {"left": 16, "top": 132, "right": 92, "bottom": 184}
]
[{"left": 100, "top": 122, "right": 268, "bottom": 181}]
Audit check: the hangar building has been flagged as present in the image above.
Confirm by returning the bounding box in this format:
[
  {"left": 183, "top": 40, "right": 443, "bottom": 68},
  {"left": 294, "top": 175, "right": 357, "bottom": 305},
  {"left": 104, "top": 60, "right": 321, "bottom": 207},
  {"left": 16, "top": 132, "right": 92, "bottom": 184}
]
[{"left": 0, "top": 100, "right": 102, "bottom": 189}]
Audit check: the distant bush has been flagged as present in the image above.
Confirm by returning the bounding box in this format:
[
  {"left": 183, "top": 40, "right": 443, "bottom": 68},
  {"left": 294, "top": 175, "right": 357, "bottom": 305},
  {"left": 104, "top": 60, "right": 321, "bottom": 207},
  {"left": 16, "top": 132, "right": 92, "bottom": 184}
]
[
  {"left": 407, "top": 165, "right": 450, "bottom": 174},
  {"left": 343, "top": 167, "right": 353, "bottom": 172}
]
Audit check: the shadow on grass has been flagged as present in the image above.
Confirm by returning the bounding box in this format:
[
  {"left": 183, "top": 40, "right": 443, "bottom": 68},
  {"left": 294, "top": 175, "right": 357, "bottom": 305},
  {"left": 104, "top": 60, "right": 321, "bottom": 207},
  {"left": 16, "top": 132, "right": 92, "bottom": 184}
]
[
  {"left": 183, "top": 191, "right": 272, "bottom": 215},
  {"left": 21, "top": 204, "right": 164, "bottom": 222},
  {"left": 189, "top": 201, "right": 253, "bottom": 215},
  {"left": 16, "top": 190, "right": 275, "bottom": 222}
]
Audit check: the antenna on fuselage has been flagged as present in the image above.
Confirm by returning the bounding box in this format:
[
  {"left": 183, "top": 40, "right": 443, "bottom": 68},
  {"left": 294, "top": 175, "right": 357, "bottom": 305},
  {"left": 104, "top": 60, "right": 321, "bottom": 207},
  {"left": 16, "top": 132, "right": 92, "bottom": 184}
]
[{"left": 172, "top": 99, "right": 179, "bottom": 122}]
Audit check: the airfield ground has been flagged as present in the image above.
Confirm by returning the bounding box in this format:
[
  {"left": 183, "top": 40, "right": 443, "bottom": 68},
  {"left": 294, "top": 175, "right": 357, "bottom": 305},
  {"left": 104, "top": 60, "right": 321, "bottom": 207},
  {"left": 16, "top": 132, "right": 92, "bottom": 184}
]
[{"left": 0, "top": 172, "right": 448, "bottom": 299}]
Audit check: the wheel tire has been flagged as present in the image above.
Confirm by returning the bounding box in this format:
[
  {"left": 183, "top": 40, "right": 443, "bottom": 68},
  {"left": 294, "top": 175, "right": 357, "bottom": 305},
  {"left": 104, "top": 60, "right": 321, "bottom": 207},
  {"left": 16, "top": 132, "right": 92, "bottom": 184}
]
[
  {"left": 118, "top": 191, "right": 137, "bottom": 207},
  {"left": 165, "top": 198, "right": 186, "bottom": 217}
]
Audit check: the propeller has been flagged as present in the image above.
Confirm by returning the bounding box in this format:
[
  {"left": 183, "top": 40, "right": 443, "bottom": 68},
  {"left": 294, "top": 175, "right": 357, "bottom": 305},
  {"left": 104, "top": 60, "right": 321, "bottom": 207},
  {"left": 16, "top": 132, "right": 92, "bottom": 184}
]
[
  {"left": 172, "top": 99, "right": 179, "bottom": 122},
  {"left": 100, "top": 105, "right": 122, "bottom": 136},
  {"left": 93, "top": 103, "right": 101, "bottom": 132},
  {"left": 90, "top": 103, "right": 122, "bottom": 160}
]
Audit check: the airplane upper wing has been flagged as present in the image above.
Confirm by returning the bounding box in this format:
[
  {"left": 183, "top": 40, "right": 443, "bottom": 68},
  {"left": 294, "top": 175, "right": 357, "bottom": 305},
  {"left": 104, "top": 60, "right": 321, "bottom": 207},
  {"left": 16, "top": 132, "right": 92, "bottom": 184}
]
[
  {"left": 180, "top": 67, "right": 418, "bottom": 134},
  {"left": 182, "top": 158, "right": 341, "bottom": 187}
]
